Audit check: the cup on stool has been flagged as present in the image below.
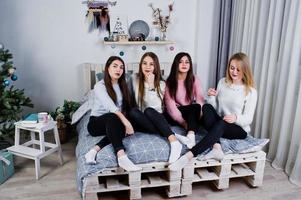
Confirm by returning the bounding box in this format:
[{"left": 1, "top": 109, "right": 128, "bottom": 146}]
[{"left": 38, "top": 112, "right": 48, "bottom": 123}]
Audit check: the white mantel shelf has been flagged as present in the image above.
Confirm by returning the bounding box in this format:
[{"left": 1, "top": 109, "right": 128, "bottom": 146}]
[{"left": 103, "top": 41, "right": 175, "bottom": 45}]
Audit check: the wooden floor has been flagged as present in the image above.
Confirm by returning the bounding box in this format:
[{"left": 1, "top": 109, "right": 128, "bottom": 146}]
[{"left": 1, "top": 138, "right": 301, "bottom": 200}]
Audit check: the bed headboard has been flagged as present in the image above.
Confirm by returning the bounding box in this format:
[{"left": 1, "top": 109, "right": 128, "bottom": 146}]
[{"left": 83, "top": 62, "right": 172, "bottom": 94}]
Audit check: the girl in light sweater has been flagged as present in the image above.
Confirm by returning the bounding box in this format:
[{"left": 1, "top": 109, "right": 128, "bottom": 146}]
[
  {"left": 164, "top": 52, "right": 205, "bottom": 149},
  {"left": 84, "top": 56, "right": 141, "bottom": 172},
  {"left": 169, "top": 52, "right": 257, "bottom": 171},
  {"left": 128, "top": 52, "right": 182, "bottom": 163}
]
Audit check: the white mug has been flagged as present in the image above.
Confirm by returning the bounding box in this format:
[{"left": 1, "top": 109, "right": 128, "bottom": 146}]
[{"left": 38, "top": 112, "right": 48, "bottom": 123}]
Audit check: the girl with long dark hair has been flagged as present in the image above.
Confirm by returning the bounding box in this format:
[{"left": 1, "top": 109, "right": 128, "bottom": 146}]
[
  {"left": 164, "top": 52, "right": 205, "bottom": 149},
  {"left": 85, "top": 56, "right": 141, "bottom": 172}
]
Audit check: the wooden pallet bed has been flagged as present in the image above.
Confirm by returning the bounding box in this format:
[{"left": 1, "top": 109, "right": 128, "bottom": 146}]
[
  {"left": 83, "top": 151, "right": 266, "bottom": 200},
  {"left": 80, "top": 62, "right": 267, "bottom": 200}
]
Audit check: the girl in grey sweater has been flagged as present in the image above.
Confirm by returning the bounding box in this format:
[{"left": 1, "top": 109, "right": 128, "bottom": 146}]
[{"left": 85, "top": 56, "right": 141, "bottom": 172}]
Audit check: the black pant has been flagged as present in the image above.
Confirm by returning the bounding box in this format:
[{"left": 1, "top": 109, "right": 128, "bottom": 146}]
[
  {"left": 190, "top": 103, "right": 247, "bottom": 156},
  {"left": 128, "top": 107, "right": 173, "bottom": 138},
  {"left": 87, "top": 113, "right": 126, "bottom": 153},
  {"left": 165, "top": 104, "right": 202, "bottom": 133}
]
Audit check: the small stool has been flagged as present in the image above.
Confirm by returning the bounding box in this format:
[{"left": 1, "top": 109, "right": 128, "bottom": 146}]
[{"left": 7, "top": 120, "right": 64, "bottom": 179}]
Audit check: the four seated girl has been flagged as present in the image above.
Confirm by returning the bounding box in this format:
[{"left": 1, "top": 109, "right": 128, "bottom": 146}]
[{"left": 85, "top": 52, "right": 257, "bottom": 173}]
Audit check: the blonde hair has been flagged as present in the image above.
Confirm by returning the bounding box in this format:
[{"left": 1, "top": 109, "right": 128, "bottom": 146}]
[{"left": 225, "top": 52, "right": 255, "bottom": 95}]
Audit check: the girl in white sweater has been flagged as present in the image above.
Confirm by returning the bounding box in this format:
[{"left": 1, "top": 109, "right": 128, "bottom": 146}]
[
  {"left": 169, "top": 52, "right": 257, "bottom": 171},
  {"left": 128, "top": 52, "right": 182, "bottom": 163}
]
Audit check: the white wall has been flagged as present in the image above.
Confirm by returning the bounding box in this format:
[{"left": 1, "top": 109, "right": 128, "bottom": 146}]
[{"left": 0, "top": 0, "right": 218, "bottom": 113}]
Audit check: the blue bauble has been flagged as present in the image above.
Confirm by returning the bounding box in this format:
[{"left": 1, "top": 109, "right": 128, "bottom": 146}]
[
  {"left": 142, "top": 46, "right": 147, "bottom": 51},
  {"left": 3, "top": 79, "right": 10, "bottom": 86},
  {"left": 155, "top": 36, "right": 160, "bottom": 41},
  {"left": 104, "top": 37, "right": 109, "bottom": 41},
  {"left": 11, "top": 74, "right": 18, "bottom": 81},
  {"left": 119, "top": 51, "right": 124, "bottom": 56}
]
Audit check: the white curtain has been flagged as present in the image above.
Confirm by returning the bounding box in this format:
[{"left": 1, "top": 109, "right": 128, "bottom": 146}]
[{"left": 229, "top": 0, "right": 301, "bottom": 186}]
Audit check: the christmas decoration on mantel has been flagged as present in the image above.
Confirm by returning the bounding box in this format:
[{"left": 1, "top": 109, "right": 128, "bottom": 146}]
[{"left": 0, "top": 44, "right": 33, "bottom": 145}]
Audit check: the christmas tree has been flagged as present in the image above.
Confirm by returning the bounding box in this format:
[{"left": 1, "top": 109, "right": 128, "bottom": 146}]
[
  {"left": 113, "top": 17, "right": 125, "bottom": 34},
  {"left": 0, "top": 44, "right": 33, "bottom": 143}
]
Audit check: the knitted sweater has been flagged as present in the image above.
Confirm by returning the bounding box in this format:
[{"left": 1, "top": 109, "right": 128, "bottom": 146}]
[
  {"left": 207, "top": 78, "right": 258, "bottom": 133},
  {"left": 131, "top": 74, "right": 165, "bottom": 113},
  {"left": 164, "top": 75, "right": 205, "bottom": 124},
  {"left": 91, "top": 80, "right": 122, "bottom": 117}
]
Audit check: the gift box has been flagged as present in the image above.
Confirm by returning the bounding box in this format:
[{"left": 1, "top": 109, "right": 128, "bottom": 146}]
[{"left": 0, "top": 150, "right": 14, "bottom": 184}]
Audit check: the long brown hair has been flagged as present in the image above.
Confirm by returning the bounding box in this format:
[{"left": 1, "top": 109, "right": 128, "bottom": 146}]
[
  {"left": 225, "top": 52, "right": 255, "bottom": 95},
  {"left": 137, "top": 52, "right": 163, "bottom": 108},
  {"left": 104, "top": 56, "right": 131, "bottom": 114},
  {"left": 166, "top": 52, "right": 194, "bottom": 102}
]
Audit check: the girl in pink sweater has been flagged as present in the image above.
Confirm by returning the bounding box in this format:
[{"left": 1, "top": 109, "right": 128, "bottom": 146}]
[{"left": 164, "top": 52, "right": 205, "bottom": 148}]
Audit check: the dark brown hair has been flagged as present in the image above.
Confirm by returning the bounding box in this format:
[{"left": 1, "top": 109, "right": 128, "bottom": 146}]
[
  {"left": 104, "top": 56, "right": 131, "bottom": 114},
  {"left": 166, "top": 52, "right": 194, "bottom": 102},
  {"left": 137, "top": 52, "right": 163, "bottom": 108}
]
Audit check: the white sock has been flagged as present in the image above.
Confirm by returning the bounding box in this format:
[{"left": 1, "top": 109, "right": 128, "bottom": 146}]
[
  {"left": 118, "top": 155, "right": 142, "bottom": 172},
  {"left": 187, "top": 133, "right": 196, "bottom": 149},
  {"left": 168, "top": 140, "right": 182, "bottom": 163},
  {"left": 201, "top": 148, "right": 224, "bottom": 161},
  {"left": 174, "top": 134, "right": 190, "bottom": 145},
  {"left": 168, "top": 154, "right": 189, "bottom": 171},
  {"left": 85, "top": 149, "right": 97, "bottom": 164}
]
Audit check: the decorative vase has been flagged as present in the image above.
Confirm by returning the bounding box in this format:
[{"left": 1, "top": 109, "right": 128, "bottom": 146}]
[
  {"left": 57, "top": 119, "right": 68, "bottom": 144},
  {"left": 161, "top": 31, "right": 167, "bottom": 41},
  {"left": 151, "top": 27, "right": 161, "bottom": 41}
]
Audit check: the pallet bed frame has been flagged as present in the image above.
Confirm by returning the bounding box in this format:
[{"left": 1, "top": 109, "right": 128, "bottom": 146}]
[
  {"left": 83, "top": 151, "right": 266, "bottom": 199},
  {"left": 82, "top": 63, "right": 267, "bottom": 199}
]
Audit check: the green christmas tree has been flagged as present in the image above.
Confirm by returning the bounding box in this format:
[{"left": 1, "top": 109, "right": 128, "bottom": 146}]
[{"left": 0, "top": 44, "right": 33, "bottom": 142}]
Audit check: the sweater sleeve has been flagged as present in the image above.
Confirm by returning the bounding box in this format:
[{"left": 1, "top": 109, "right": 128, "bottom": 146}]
[
  {"left": 164, "top": 85, "right": 185, "bottom": 124},
  {"left": 194, "top": 76, "right": 205, "bottom": 106},
  {"left": 235, "top": 88, "right": 258, "bottom": 127},
  {"left": 94, "top": 82, "right": 119, "bottom": 113}
]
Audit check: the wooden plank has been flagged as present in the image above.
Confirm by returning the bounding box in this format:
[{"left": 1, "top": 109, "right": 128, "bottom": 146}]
[
  {"left": 147, "top": 174, "right": 162, "bottom": 184},
  {"left": 196, "top": 168, "right": 219, "bottom": 180},
  {"left": 231, "top": 164, "right": 256, "bottom": 177},
  {"left": 106, "top": 177, "right": 119, "bottom": 189}
]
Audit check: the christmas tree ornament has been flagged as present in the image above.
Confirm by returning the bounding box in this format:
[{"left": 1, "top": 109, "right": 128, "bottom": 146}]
[
  {"left": 11, "top": 74, "right": 18, "bottom": 81},
  {"left": 142, "top": 46, "right": 147, "bottom": 51},
  {"left": 111, "top": 45, "right": 116, "bottom": 49},
  {"left": 8, "top": 67, "right": 15, "bottom": 75},
  {"left": 169, "top": 46, "right": 175, "bottom": 51},
  {"left": 3, "top": 79, "right": 10, "bottom": 86},
  {"left": 119, "top": 51, "right": 124, "bottom": 56}
]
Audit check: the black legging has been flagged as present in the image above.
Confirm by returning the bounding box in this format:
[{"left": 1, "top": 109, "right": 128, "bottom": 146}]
[
  {"left": 87, "top": 113, "right": 126, "bottom": 153},
  {"left": 165, "top": 104, "right": 202, "bottom": 133},
  {"left": 190, "top": 103, "right": 247, "bottom": 156},
  {"left": 128, "top": 107, "right": 173, "bottom": 138}
]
